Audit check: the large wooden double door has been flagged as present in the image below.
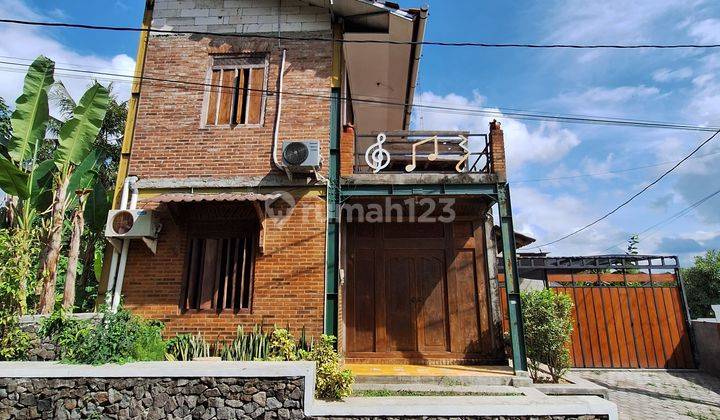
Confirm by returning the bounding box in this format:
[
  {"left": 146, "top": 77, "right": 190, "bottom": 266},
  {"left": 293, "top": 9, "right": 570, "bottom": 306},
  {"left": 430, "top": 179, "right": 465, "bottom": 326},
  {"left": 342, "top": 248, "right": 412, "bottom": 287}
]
[{"left": 345, "top": 221, "right": 504, "bottom": 363}]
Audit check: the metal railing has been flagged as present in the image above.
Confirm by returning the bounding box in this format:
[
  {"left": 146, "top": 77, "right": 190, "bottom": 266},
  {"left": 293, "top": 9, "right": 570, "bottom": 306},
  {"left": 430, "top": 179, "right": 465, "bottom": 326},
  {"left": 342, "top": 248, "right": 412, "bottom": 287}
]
[{"left": 354, "top": 130, "right": 492, "bottom": 174}]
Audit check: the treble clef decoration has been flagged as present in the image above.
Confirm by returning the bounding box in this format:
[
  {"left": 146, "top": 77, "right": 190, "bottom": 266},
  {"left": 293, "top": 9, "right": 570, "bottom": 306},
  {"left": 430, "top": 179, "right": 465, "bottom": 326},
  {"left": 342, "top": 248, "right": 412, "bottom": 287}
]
[{"left": 365, "top": 133, "right": 391, "bottom": 173}]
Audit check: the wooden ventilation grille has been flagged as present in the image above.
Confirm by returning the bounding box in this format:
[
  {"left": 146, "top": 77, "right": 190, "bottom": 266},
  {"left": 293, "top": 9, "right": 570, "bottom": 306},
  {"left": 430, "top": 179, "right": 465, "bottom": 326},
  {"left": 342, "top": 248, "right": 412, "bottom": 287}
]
[{"left": 181, "top": 236, "right": 255, "bottom": 312}]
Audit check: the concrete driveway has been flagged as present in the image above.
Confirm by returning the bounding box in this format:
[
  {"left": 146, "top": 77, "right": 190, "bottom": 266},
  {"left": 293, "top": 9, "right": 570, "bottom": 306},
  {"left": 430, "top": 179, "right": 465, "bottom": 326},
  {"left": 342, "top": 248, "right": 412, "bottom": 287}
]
[{"left": 575, "top": 369, "right": 720, "bottom": 419}]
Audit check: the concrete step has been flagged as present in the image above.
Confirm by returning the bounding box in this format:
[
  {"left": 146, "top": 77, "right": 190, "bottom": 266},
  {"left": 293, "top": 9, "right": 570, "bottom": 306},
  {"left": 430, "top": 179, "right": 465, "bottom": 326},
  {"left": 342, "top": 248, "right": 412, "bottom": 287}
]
[
  {"left": 353, "top": 374, "right": 514, "bottom": 386},
  {"left": 352, "top": 382, "right": 530, "bottom": 396}
]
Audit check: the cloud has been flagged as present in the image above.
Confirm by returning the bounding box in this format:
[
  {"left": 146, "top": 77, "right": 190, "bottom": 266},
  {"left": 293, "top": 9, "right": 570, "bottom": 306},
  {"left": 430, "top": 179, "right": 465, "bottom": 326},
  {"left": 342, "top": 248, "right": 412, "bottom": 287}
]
[
  {"left": 554, "top": 85, "right": 660, "bottom": 106},
  {"left": 414, "top": 91, "right": 580, "bottom": 174},
  {"left": 0, "top": 0, "right": 135, "bottom": 106},
  {"left": 510, "top": 186, "right": 622, "bottom": 256},
  {"left": 688, "top": 18, "right": 720, "bottom": 43},
  {"left": 652, "top": 67, "right": 693, "bottom": 82}
]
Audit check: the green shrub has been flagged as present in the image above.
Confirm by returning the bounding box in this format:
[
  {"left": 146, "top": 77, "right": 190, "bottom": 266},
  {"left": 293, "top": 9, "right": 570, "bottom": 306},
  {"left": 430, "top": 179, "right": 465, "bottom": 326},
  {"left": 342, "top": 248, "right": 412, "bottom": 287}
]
[
  {"left": 682, "top": 250, "right": 720, "bottom": 319},
  {"left": 40, "top": 306, "right": 166, "bottom": 364},
  {"left": 520, "top": 289, "right": 574, "bottom": 383},
  {"left": 0, "top": 313, "right": 29, "bottom": 361},
  {"left": 268, "top": 328, "right": 298, "bottom": 361},
  {"left": 217, "top": 326, "right": 269, "bottom": 361},
  {"left": 304, "top": 335, "right": 353, "bottom": 400},
  {"left": 166, "top": 333, "right": 211, "bottom": 361}
]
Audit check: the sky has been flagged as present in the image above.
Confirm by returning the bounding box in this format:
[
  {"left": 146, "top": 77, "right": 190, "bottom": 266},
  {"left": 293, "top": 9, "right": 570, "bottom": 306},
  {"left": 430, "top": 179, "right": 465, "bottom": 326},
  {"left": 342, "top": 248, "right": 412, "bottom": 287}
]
[{"left": 1, "top": 0, "right": 719, "bottom": 264}]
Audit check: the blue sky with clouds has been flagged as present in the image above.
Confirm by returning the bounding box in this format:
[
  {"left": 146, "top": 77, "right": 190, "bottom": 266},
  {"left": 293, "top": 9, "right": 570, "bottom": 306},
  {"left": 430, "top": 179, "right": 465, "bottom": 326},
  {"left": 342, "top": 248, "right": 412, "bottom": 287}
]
[{"left": 1, "top": 0, "right": 719, "bottom": 263}]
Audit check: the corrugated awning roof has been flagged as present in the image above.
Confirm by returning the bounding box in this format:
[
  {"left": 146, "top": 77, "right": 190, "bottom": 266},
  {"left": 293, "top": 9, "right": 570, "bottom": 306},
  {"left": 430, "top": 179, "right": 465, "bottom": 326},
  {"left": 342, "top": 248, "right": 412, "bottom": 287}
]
[{"left": 144, "top": 193, "right": 281, "bottom": 203}]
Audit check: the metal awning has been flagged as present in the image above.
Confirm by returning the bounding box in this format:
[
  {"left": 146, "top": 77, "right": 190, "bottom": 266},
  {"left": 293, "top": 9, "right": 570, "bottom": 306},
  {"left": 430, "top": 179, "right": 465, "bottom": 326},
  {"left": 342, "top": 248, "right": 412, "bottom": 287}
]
[{"left": 144, "top": 192, "right": 281, "bottom": 203}]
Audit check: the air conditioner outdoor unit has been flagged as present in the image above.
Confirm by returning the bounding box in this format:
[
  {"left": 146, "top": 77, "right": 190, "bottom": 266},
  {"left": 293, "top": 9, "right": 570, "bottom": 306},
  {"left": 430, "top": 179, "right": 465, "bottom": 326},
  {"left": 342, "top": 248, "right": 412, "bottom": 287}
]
[
  {"left": 105, "top": 209, "right": 161, "bottom": 254},
  {"left": 282, "top": 140, "right": 321, "bottom": 171}
]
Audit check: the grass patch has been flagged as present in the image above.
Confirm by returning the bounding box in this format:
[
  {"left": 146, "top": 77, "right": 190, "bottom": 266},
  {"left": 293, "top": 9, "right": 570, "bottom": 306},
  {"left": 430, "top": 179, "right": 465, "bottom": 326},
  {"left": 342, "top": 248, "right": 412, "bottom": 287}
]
[{"left": 352, "top": 390, "right": 522, "bottom": 397}]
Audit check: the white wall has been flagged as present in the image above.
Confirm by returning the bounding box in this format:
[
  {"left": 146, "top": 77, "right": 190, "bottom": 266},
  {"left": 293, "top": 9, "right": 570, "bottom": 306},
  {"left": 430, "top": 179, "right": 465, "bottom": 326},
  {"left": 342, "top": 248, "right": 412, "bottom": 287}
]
[{"left": 152, "top": 0, "right": 332, "bottom": 33}]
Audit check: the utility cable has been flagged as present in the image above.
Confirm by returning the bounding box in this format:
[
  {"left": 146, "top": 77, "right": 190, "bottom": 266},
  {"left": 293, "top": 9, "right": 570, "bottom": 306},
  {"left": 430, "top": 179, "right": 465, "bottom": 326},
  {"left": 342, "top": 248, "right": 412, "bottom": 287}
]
[
  {"left": 602, "top": 187, "right": 720, "bottom": 252},
  {"left": 3, "top": 18, "right": 720, "bottom": 49},
  {"left": 527, "top": 128, "right": 720, "bottom": 249},
  {"left": 0, "top": 59, "right": 718, "bottom": 133},
  {"left": 511, "top": 150, "right": 720, "bottom": 184}
]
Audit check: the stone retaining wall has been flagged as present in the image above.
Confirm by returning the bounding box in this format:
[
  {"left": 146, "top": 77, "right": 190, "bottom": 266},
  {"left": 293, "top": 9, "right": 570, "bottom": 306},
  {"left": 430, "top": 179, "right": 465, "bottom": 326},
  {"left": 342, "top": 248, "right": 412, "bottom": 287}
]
[
  {"left": 19, "top": 314, "right": 100, "bottom": 362},
  {"left": 0, "top": 362, "right": 615, "bottom": 419},
  {"left": 0, "top": 377, "right": 304, "bottom": 419}
]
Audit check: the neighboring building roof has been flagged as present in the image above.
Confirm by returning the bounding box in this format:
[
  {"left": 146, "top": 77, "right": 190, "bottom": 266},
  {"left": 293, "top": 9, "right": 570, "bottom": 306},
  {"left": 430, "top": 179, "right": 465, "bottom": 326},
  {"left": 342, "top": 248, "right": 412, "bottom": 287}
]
[
  {"left": 492, "top": 226, "right": 537, "bottom": 249},
  {"left": 144, "top": 193, "right": 280, "bottom": 203}
]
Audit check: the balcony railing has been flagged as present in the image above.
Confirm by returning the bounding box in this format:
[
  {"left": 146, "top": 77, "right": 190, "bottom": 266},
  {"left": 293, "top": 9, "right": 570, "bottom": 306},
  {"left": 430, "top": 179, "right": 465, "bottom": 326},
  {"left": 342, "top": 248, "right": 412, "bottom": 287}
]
[{"left": 354, "top": 131, "right": 492, "bottom": 174}]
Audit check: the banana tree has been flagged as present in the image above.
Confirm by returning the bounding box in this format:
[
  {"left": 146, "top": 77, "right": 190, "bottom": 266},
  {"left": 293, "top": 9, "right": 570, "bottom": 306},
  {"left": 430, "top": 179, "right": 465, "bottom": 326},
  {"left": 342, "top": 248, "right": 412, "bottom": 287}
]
[
  {"left": 62, "top": 151, "right": 103, "bottom": 310},
  {"left": 0, "top": 56, "right": 55, "bottom": 314},
  {"left": 37, "top": 83, "right": 109, "bottom": 314}
]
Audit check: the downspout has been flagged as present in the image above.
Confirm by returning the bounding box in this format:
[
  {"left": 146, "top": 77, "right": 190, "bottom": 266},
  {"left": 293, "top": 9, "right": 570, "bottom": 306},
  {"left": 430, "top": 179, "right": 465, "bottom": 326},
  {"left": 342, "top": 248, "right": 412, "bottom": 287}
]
[
  {"left": 104, "top": 177, "right": 131, "bottom": 307},
  {"left": 110, "top": 177, "right": 138, "bottom": 312},
  {"left": 272, "top": 49, "right": 288, "bottom": 171}
]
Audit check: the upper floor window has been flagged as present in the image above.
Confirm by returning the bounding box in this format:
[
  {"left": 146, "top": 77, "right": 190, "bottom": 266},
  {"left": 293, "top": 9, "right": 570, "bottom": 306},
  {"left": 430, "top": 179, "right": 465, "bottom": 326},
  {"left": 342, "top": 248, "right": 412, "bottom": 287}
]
[{"left": 204, "top": 54, "right": 268, "bottom": 127}]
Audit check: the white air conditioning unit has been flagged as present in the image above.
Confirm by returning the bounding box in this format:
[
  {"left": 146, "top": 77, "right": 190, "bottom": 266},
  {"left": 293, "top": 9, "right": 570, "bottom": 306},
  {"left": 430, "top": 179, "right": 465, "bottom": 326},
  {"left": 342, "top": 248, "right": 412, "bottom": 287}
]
[
  {"left": 105, "top": 209, "right": 161, "bottom": 254},
  {"left": 282, "top": 140, "right": 321, "bottom": 171}
]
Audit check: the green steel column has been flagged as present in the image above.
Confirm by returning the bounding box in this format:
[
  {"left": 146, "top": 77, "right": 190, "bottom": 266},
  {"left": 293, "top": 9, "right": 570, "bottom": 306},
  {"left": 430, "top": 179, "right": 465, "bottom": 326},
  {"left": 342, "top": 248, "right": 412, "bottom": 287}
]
[
  {"left": 324, "top": 87, "right": 341, "bottom": 337},
  {"left": 498, "top": 183, "right": 528, "bottom": 373}
]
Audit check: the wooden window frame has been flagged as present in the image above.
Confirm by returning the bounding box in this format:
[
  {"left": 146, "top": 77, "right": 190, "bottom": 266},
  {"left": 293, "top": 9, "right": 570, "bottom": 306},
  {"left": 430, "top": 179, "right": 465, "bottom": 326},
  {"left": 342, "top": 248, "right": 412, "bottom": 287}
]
[
  {"left": 179, "top": 226, "right": 258, "bottom": 314},
  {"left": 200, "top": 55, "right": 269, "bottom": 129}
]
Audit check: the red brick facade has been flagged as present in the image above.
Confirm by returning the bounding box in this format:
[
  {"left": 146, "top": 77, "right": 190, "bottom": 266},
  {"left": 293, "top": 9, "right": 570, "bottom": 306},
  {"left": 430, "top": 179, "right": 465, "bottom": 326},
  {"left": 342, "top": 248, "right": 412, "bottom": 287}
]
[
  {"left": 123, "top": 194, "right": 327, "bottom": 340},
  {"left": 130, "top": 34, "right": 333, "bottom": 179},
  {"left": 121, "top": 32, "right": 334, "bottom": 340}
]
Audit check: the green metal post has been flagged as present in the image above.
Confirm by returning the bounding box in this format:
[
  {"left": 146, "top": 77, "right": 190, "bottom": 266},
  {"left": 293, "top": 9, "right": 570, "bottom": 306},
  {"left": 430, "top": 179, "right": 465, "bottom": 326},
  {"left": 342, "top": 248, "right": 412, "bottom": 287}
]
[
  {"left": 324, "top": 87, "right": 341, "bottom": 337},
  {"left": 498, "top": 183, "right": 528, "bottom": 373}
]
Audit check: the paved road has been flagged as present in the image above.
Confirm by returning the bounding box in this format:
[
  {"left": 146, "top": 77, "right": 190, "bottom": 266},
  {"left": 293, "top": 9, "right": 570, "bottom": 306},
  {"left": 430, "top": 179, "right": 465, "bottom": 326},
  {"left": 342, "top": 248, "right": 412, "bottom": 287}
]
[{"left": 575, "top": 370, "right": 720, "bottom": 419}]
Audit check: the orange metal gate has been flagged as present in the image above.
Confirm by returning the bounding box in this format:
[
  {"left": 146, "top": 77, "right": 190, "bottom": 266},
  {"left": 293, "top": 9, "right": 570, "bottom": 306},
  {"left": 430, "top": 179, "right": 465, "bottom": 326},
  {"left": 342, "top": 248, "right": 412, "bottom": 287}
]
[{"left": 499, "top": 255, "right": 695, "bottom": 369}]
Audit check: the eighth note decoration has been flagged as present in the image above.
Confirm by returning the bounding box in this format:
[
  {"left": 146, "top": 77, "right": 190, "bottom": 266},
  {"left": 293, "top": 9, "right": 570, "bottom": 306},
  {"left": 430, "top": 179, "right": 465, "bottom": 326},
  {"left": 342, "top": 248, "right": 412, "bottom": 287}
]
[
  {"left": 405, "top": 136, "right": 439, "bottom": 172},
  {"left": 365, "top": 133, "right": 391, "bottom": 173}
]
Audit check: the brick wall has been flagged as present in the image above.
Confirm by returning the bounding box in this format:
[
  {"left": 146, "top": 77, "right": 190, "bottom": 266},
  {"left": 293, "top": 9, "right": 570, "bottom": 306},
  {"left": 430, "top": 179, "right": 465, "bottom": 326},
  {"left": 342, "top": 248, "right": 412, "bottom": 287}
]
[
  {"left": 122, "top": 5, "right": 334, "bottom": 339},
  {"left": 123, "top": 193, "right": 327, "bottom": 340},
  {"left": 152, "top": 0, "right": 331, "bottom": 33},
  {"left": 129, "top": 32, "right": 333, "bottom": 180}
]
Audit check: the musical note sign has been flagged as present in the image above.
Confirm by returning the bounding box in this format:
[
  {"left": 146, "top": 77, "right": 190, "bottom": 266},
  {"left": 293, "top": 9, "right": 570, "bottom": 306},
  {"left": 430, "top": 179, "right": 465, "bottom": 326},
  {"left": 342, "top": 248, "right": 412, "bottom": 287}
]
[
  {"left": 405, "top": 136, "right": 439, "bottom": 172},
  {"left": 364, "top": 133, "right": 471, "bottom": 173},
  {"left": 365, "top": 133, "right": 391, "bottom": 173}
]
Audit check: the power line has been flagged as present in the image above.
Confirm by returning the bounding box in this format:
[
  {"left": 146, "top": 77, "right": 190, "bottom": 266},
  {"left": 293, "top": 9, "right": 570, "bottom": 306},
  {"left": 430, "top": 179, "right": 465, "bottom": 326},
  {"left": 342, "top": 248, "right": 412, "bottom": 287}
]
[
  {"left": 510, "top": 150, "right": 720, "bottom": 184},
  {"left": 602, "top": 187, "right": 720, "bottom": 252},
  {"left": 4, "top": 53, "right": 711, "bottom": 134},
  {"left": 527, "top": 128, "right": 720, "bottom": 250},
  {"left": 3, "top": 18, "right": 720, "bottom": 49},
  {"left": 0, "top": 58, "right": 718, "bottom": 133}
]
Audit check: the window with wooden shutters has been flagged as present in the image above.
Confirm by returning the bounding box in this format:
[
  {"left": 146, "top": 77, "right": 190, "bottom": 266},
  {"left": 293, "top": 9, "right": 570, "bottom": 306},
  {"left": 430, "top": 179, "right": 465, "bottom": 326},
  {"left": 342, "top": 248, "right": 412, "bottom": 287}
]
[
  {"left": 204, "top": 55, "right": 268, "bottom": 126},
  {"left": 181, "top": 233, "right": 256, "bottom": 312}
]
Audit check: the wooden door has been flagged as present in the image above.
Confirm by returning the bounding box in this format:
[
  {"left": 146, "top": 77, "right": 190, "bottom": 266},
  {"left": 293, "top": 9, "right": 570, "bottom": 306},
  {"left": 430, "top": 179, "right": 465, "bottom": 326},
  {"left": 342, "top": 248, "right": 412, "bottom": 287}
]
[
  {"left": 384, "top": 252, "right": 418, "bottom": 352},
  {"left": 345, "top": 221, "right": 502, "bottom": 363},
  {"left": 415, "top": 251, "right": 449, "bottom": 352}
]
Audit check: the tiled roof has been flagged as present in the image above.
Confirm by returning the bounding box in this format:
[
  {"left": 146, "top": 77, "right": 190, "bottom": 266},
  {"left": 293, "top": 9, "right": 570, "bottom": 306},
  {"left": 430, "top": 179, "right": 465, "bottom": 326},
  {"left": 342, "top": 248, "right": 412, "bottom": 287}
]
[{"left": 144, "top": 193, "right": 281, "bottom": 203}]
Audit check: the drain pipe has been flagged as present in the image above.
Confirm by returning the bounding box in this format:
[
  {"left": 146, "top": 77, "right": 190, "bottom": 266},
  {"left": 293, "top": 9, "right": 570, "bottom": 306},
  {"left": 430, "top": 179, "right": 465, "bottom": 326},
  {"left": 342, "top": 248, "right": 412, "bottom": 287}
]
[
  {"left": 104, "top": 177, "right": 132, "bottom": 307},
  {"left": 109, "top": 176, "right": 138, "bottom": 312},
  {"left": 272, "top": 49, "right": 288, "bottom": 172}
]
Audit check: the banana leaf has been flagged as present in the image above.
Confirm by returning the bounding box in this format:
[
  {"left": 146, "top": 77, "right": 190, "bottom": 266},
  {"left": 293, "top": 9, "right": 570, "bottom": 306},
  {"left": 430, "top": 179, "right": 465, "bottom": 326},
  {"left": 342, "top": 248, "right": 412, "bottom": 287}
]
[
  {"left": 66, "top": 150, "right": 100, "bottom": 206},
  {"left": 0, "top": 155, "right": 29, "bottom": 198},
  {"left": 28, "top": 159, "right": 56, "bottom": 211},
  {"left": 8, "top": 56, "right": 54, "bottom": 164},
  {"left": 84, "top": 181, "right": 111, "bottom": 233},
  {"left": 54, "top": 83, "right": 109, "bottom": 172}
]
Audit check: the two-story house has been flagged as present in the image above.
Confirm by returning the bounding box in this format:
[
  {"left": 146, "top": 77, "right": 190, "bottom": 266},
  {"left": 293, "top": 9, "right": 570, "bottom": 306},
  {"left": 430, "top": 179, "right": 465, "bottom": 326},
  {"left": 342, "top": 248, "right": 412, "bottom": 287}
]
[{"left": 102, "top": 0, "right": 527, "bottom": 373}]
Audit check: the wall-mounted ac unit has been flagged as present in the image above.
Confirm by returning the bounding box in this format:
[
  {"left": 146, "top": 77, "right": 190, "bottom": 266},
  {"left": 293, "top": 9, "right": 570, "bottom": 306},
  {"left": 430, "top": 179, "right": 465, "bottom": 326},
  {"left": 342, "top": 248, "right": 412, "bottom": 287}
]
[
  {"left": 105, "top": 209, "right": 161, "bottom": 254},
  {"left": 282, "top": 140, "right": 321, "bottom": 171},
  {"left": 105, "top": 209, "right": 159, "bottom": 239}
]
